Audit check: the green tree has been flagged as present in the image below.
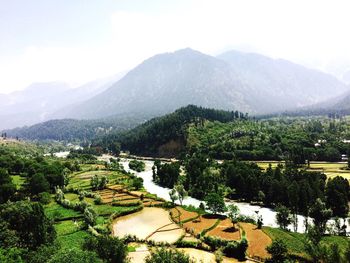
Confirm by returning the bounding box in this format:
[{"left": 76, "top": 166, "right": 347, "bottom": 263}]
[
  {"left": 0, "top": 201, "right": 56, "bottom": 249},
  {"left": 266, "top": 239, "right": 288, "bottom": 263},
  {"left": 175, "top": 184, "right": 187, "bottom": 206},
  {"left": 275, "top": 205, "right": 292, "bottom": 230},
  {"left": 309, "top": 198, "right": 332, "bottom": 235},
  {"left": 0, "top": 168, "right": 16, "bottom": 203},
  {"left": 84, "top": 207, "right": 97, "bottom": 227},
  {"left": 227, "top": 204, "right": 240, "bottom": 229},
  {"left": 169, "top": 189, "right": 178, "bottom": 205},
  {"left": 47, "top": 248, "right": 102, "bottom": 263},
  {"left": 83, "top": 235, "right": 128, "bottom": 263},
  {"left": 145, "top": 247, "right": 195, "bottom": 263},
  {"left": 205, "top": 192, "right": 227, "bottom": 215},
  {"left": 0, "top": 247, "right": 24, "bottom": 263},
  {"left": 28, "top": 173, "right": 50, "bottom": 195}
]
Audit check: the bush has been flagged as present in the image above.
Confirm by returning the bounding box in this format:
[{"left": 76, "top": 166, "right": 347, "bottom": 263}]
[
  {"left": 47, "top": 247, "right": 102, "bottom": 263},
  {"left": 145, "top": 247, "right": 195, "bottom": 263},
  {"left": 94, "top": 195, "right": 102, "bottom": 205},
  {"left": 83, "top": 235, "right": 128, "bottom": 263},
  {"left": 38, "top": 192, "right": 51, "bottom": 205},
  {"left": 223, "top": 238, "right": 248, "bottom": 260}
]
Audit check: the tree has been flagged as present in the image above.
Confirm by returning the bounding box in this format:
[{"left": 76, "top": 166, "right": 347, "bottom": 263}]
[
  {"left": 0, "top": 168, "right": 16, "bottom": 203},
  {"left": 266, "top": 239, "right": 288, "bottom": 263},
  {"left": 309, "top": 198, "right": 332, "bottom": 235},
  {"left": 0, "top": 201, "right": 56, "bottom": 249},
  {"left": 28, "top": 173, "right": 50, "bottom": 195},
  {"left": 205, "top": 192, "right": 227, "bottom": 215},
  {"left": 145, "top": 247, "right": 195, "bottom": 263},
  {"left": 169, "top": 189, "right": 178, "bottom": 205},
  {"left": 83, "top": 235, "right": 128, "bottom": 263},
  {"left": 84, "top": 207, "right": 97, "bottom": 227},
  {"left": 47, "top": 248, "right": 102, "bottom": 263},
  {"left": 175, "top": 184, "right": 187, "bottom": 206},
  {"left": 325, "top": 176, "right": 349, "bottom": 218},
  {"left": 227, "top": 204, "right": 240, "bottom": 229},
  {"left": 275, "top": 205, "right": 292, "bottom": 231}
]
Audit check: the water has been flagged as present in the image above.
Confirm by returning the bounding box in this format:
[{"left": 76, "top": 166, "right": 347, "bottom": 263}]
[{"left": 104, "top": 155, "right": 350, "bottom": 234}]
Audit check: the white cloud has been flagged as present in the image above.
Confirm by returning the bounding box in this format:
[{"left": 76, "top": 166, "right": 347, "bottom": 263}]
[{"left": 1, "top": 0, "right": 350, "bottom": 93}]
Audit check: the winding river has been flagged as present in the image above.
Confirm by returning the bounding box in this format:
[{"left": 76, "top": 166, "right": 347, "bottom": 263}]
[{"left": 104, "top": 155, "right": 349, "bottom": 234}]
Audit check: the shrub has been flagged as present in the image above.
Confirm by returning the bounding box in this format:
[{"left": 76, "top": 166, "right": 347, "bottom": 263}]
[{"left": 38, "top": 192, "right": 51, "bottom": 205}]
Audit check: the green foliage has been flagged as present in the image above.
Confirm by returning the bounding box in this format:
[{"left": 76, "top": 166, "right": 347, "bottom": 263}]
[
  {"left": 0, "top": 201, "right": 56, "bottom": 250},
  {"left": 0, "top": 247, "right": 24, "bottom": 263},
  {"left": 309, "top": 198, "right": 332, "bottom": 235},
  {"left": 275, "top": 205, "right": 292, "bottom": 231},
  {"left": 99, "top": 105, "right": 244, "bottom": 156},
  {"left": 90, "top": 175, "right": 108, "bottom": 191},
  {"left": 325, "top": 176, "right": 349, "bottom": 218},
  {"left": 83, "top": 235, "right": 128, "bottom": 263},
  {"left": 205, "top": 192, "right": 227, "bottom": 215},
  {"left": 47, "top": 247, "right": 102, "bottom": 263},
  {"left": 83, "top": 207, "right": 98, "bottom": 227},
  {"left": 28, "top": 173, "right": 50, "bottom": 195},
  {"left": 223, "top": 238, "right": 248, "bottom": 260},
  {"left": 0, "top": 168, "right": 16, "bottom": 203},
  {"left": 128, "top": 159, "right": 145, "bottom": 172},
  {"left": 38, "top": 192, "right": 51, "bottom": 205},
  {"left": 153, "top": 161, "right": 180, "bottom": 188},
  {"left": 175, "top": 184, "right": 187, "bottom": 206},
  {"left": 227, "top": 204, "right": 240, "bottom": 225},
  {"left": 266, "top": 239, "right": 288, "bottom": 263},
  {"left": 145, "top": 247, "right": 195, "bottom": 263}
]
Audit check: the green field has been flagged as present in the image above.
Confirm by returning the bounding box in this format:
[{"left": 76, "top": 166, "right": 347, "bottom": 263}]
[
  {"left": 254, "top": 161, "right": 350, "bottom": 180},
  {"left": 263, "top": 227, "right": 349, "bottom": 258}
]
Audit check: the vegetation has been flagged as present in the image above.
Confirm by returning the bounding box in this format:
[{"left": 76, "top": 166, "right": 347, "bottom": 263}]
[
  {"left": 145, "top": 247, "right": 195, "bottom": 263},
  {"left": 128, "top": 159, "right": 145, "bottom": 172},
  {"left": 96, "top": 105, "right": 247, "bottom": 156}
]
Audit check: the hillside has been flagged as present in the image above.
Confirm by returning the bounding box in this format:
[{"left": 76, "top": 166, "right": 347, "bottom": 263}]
[
  {"left": 217, "top": 50, "right": 349, "bottom": 112},
  {"left": 60, "top": 48, "right": 349, "bottom": 120},
  {"left": 3, "top": 113, "right": 149, "bottom": 142},
  {"left": 0, "top": 73, "right": 125, "bottom": 130},
  {"left": 95, "top": 105, "right": 246, "bottom": 157}
]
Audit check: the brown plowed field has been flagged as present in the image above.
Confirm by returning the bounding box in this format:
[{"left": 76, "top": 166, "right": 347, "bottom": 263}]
[
  {"left": 207, "top": 218, "right": 241, "bottom": 240},
  {"left": 240, "top": 223, "right": 271, "bottom": 259}
]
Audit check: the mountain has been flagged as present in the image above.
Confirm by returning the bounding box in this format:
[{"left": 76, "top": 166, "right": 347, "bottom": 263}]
[
  {"left": 93, "top": 105, "right": 246, "bottom": 157},
  {"left": 3, "top": 112, "right": 149, "bottom": 142},
  {"left": 0, "top": 73, "right": 125, "bottom": 130},
  {"left": 60, "top": 48, "right": 256, "bottom": 119},
  {"left": 217, "top": 50, "right": 349, "bottom": 112},
  {"left": 60, "top": 49, "right": 349, "bottom": 120}
]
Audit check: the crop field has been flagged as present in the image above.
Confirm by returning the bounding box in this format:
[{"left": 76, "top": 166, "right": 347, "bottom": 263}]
[
  {"left": 255, "top": 161, "right": 350, "bottom": 180},
  {"left": 207, "top": 218, "right": 241, "bottom": 240}
]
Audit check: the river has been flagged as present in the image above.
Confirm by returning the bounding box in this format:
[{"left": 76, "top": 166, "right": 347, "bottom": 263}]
[{"left": 101, "top": 154, "right": 349, "bottom": 234}]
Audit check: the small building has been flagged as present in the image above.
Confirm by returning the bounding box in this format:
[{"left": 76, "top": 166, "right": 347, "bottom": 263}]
[{"left": 341, "top": 154, "right": 348, "bottom": 161}]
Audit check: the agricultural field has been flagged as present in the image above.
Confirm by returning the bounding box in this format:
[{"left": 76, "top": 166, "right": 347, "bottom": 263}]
[
  {"left": 255, "top": 160, "right": 350, "bottom": 180},
  {"left": 113, "top": 207, "right": 184, "bottom": 243}
]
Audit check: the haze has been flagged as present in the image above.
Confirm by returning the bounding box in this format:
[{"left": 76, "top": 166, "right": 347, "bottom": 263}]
[{"left": 1, "top": 0, "right": 350, "bottom": 93}]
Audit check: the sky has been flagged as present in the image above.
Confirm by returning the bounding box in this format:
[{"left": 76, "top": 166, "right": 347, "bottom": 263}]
[{"left": 1, "top": 0, "right": 350, "bottom": 93}]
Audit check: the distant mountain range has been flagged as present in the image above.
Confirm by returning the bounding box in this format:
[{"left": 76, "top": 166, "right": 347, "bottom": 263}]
[
  {"left": 0, "top": 73, "right": 125, "bottom": 129},
  {"left": 58, "top": 48, "right": 349, "bottom": 119},
  {"left": 2, "top": 48, "right": 350, "bottom": 133}
]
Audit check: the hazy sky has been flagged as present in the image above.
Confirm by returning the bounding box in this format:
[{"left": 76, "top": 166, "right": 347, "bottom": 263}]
[{"left": 1, "top": 0, "right": 350, "bottom": 93}]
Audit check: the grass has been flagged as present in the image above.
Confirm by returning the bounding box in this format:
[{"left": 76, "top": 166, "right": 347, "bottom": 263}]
[
  {"left": 263, "top": 227, "right": 307, "bottom": 256},
  {"left": 93, "top": 204, "right": 139, "bottom": 216},
  {"left": 54, "top": 219, "right": 91, "bottom": 250},
  {"left": 45, "top": 202, "right": 82, "bottom": 220},
  {"left": 263, "top": 226, "right": 350, "bottom": 258}
]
